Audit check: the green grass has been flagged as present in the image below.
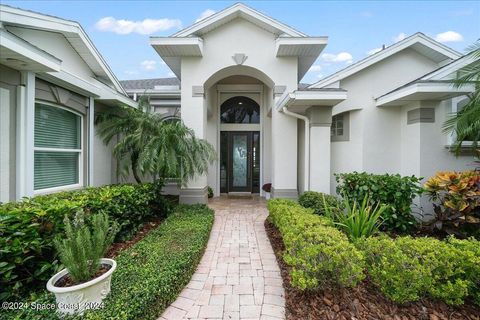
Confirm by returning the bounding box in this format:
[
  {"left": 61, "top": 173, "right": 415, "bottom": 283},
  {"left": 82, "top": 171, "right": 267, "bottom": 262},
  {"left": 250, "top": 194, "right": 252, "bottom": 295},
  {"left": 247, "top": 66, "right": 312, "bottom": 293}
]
[{"left": 2, "top": 204, "right": 214, "bottom": 320}]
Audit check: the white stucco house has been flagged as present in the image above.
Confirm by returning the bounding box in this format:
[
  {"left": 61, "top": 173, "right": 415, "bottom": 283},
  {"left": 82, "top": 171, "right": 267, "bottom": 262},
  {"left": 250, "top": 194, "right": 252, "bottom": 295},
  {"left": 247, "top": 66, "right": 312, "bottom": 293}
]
[{"left": 1, "top": 3, "right": 477, "bottom": 206}]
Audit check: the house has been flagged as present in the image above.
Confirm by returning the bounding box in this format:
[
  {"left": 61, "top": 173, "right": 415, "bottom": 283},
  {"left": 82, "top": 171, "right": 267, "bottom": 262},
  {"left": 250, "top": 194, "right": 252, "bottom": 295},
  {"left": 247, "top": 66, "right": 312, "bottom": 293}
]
[
  {"left": 0, "top": 5, "right": 135, "bottom": 203},
  {"left": 143, "top": 3, "right": 475, "bottom": 204},
  {"left": 1, "top": 3, "right": 476, "bottom": 209}
]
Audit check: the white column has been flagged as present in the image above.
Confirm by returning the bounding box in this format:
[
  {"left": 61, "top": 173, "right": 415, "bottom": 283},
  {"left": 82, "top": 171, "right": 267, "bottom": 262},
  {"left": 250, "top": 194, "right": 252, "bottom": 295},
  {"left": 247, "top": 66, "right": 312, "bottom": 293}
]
[
  {"left": 271, "top": 92, "right": 298, "bottom": 199},
  {"left": 88, "top": 97, "right": 95, "bottom": 186},
  {"left": 16, "top": 71, "right": 35, "bottom": 199},
  {"left": 179, "top": 82, "right": 208, "bottom": 204},
  {"left": 307, "top": 107, "right": 333, "bottom": 194},
  {"left": 0, "top": 87, "right": 11, "bottom": 202}
]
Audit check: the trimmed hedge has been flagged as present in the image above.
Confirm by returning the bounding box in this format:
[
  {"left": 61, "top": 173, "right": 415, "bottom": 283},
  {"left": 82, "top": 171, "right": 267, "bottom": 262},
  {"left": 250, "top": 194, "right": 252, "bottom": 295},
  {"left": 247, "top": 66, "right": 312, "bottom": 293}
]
[
  {"left": 359, "top": 235, "right": 480, "bottom": 305},
  {"left": 1, "top": 204, "right": 214, "bottom": 320},
  {"left": 298, "top": 191, "right": 343, "bottom": 215},
  {"left": 0, "top": 183, "right": 171, "bottom": 301},
  {"left": 268, "top": 199, "right": 365, "bottom": 290},
  {"left": 335, "top": 172, "right": 423, "bottom": 233}
]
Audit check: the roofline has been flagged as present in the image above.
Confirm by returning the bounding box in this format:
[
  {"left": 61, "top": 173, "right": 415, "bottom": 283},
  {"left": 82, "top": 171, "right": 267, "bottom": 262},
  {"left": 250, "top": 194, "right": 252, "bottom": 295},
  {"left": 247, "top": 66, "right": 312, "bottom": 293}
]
[
  {"left": 0, "top": 28, "right": 62, "bottom": 71},
  {"left": 375, "top": 81, "right": 475, "bottom": 107},
  {"left": 421, "top": 53, "right": 477, "bottom": 81},
  {"left": 172, "top": 2, "right": 306, "bottom": 38},
  {"left": 0, "top": 4, "right": 128, "bottom": 96},
  {"left": 309, "top": 32, "right": 462, "bottom": 89}
]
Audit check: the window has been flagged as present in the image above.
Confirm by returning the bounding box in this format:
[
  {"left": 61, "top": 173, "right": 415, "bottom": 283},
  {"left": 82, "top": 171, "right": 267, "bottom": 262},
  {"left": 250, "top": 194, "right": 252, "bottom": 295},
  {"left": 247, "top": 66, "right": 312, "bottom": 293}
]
[
  {"left": 457, "top": 98, "right": 476, "bottom": 141},
  {"left": 34, "top": 103, "right": 82, "bottom": 191},
  {"left": 220, "top": 96, "right": 260, "bottom": 124},
  {"left": 331, "top": 112, "right": 350, "bottom": 142}
]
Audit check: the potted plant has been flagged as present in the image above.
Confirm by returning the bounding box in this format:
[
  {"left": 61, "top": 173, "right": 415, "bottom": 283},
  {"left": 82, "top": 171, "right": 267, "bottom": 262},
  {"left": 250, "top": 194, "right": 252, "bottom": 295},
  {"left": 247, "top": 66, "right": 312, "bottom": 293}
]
[
  {"left": 262, "top": 183, "right": 272, "bottom": 200},
  {"left": 47, "top": 210, "right": 118, "bottom": 315}
]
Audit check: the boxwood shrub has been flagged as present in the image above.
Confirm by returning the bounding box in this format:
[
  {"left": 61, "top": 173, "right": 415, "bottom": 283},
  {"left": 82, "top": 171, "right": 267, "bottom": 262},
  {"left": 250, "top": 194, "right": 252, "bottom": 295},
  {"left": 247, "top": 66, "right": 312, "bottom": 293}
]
[
  {"left": 298, "top": 191, "right": 343, "bottom": 215},
  {"left": 359, "top": 235, "right": 480, "bottom": 305},
  {"left": 1, "top": 204, "right": 214, "bottom": 320},
  {"left": 0, "top": 183, "right": 171, "bottom": 301},
  {"left": 268, "top": 199, "right": 365, "bottom": 290},
  {"left": 335, "top": 172, "right": 423, "bottom": 233}
]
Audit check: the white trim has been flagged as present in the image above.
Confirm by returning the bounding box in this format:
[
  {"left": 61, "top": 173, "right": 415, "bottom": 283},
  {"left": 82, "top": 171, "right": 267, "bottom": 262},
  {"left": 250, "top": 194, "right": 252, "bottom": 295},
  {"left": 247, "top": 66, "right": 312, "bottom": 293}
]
[
  {"left": 172, "top": 3, "right": 306, "bottom": 38},
  {"left": 0, "top": 5, "right": 127, "bottom": 96},
  {"left": 88, "top": 97, "right": 94, "bottom": 186},
  {"left": 275, "top": 37, "right": 328, "bottom": 56},
  {"left": 150, "top": 37, "right": 203, "bottom": 56},
  {"left": 275, "top": 90, "right": 347, "bottom": 110},
  {"left": 220, "top": 124, "right": 261, "bottom": 131},
  {"left": 0, "top": 28, "right": 62, "bottom": 72},
  {"left": 16, "top": 71, "right": 35, "bottom": 199},
  {"left": 375, "top": 82, "right": 475, "bottom": 107},
  {"left": 421, "top": 54, "right": 477, "bottom": 81},
  {"left": 216, "top": 84, "right": 264, "bottom": 93},
  {"left": 310, "top": 33, "right": 462, "bottom": 89},
  {"left": 33, "top": 101, "right": 84, "bottom": 194}
]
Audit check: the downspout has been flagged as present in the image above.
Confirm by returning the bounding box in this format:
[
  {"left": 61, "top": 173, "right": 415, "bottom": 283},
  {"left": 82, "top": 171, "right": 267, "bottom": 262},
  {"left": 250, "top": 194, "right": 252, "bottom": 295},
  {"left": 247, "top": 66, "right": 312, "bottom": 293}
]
[{"left": 281, "top": 106, "right": 310, "bottom": 192}]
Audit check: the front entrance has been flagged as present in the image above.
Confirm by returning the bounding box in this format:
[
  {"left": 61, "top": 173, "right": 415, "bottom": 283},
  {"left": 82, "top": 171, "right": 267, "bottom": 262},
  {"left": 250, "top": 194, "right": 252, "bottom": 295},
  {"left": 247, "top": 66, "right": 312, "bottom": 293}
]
[{"left": 220, "top": 131, "right": 260, "bottom": 193}]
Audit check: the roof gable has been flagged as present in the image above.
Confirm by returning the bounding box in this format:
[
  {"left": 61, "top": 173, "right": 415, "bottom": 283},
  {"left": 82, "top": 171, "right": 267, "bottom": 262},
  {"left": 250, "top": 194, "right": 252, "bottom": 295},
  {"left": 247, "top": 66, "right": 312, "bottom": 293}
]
[
  {"left": 0, "top": 4, "right": 127, "bottom": 95},
  {"left": 310, "top": 33, "right": 461, "bottom": 89},
  {"left": 173, "top": 3, "right": 306, "bottom": 38}
]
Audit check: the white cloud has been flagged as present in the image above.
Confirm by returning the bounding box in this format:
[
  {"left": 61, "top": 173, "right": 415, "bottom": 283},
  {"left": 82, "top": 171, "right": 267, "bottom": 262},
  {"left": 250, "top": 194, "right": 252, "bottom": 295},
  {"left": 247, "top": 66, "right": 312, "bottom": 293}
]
[
  {"left": 360, "top": 11, "right": 373, "bottom": 18},
  {"left": 316, "top": 73, "right": 324, "bottom": 79},
  {"left": 309, "top": 65, "right": 322, "bottom": 72},
  {"left": 450, "top": 9, "right": 473, "bottom": 17},
  {"left": 435, "top": 31, "right": 464, "bottom": 43},
  {"left": 95, "top": 17, "right": 182, "bottom": 35},
  {"left": 196, "top": 9, "right": 216, "bottom": 22},
  {"left": 141, "top": 60, "right": 157, "bottom": 71},
  {"left": 393, "top": 32, "right": 406, "bottom": 42},
  {"left": 367, "top": 47, "right": 382, "bottom": 55},
  {"left": 321, "top": 52, "right": 353, "bottom": 64},
  {"left": 124, "top": 70, "right": 139, "bottom": 76},
  {"left": 167, "top": 71, "right": 176, "bottom": 77}
]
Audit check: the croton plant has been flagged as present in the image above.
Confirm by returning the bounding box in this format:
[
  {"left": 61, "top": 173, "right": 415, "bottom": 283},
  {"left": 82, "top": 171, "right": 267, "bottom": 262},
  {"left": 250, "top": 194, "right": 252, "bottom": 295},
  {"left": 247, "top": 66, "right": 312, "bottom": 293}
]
[{"left": 424, "top": 170, "right": 480, "bottom": 237}]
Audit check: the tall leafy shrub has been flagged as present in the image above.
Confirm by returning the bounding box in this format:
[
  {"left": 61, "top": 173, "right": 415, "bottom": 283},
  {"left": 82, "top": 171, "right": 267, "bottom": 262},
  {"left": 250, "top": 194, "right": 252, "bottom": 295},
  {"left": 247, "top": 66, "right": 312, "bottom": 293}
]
[
  {"left": 335, "top": 172, "right": 423, "bottom": 233},
  {"left": 298, "top": 191, "right": 343, "bottom": 215},
  {"left": 0, "top": 183, "right": 169, "bottom": 301}
]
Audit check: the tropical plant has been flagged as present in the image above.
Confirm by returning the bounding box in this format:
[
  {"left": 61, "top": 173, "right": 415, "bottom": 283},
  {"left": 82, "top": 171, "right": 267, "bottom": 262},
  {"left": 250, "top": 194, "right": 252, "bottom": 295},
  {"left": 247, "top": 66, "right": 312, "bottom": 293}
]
[
  {"left": 54, "top": 211, "right": 118, "bottom": 283},
  {"left": 95, "top": 96, "right": 216, "bottom": 184},
  {"left": 424, "top": 171, "right": 480, "bottom": 237},
  {"left": 335, "top": 172, "right": 423, "bottom": 233},
  {"left": 443, "top": 41, "right": 480, "bottom": 154},
  {"left": 324, "top": 194, "right": 386, "bottom": 240}
]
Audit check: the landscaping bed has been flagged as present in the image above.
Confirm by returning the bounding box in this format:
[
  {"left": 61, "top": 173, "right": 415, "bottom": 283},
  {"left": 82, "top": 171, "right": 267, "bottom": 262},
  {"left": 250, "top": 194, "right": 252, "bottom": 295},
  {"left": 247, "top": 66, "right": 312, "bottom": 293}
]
[
  {"left": 265, "top": 219, "right": 480, "bottom": 320},
  {"left": 1, "top": 204, "right": 214, "bottom": 320}
]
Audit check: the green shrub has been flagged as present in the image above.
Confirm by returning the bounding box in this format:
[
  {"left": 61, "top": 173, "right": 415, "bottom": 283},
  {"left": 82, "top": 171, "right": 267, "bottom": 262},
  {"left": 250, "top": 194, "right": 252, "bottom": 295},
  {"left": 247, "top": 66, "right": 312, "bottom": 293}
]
[
  {"left": 359, "top": 235, "right": 479, "bottom": 305},
  {"left": 298, "top": 191, "right": 343, "bottom": 215},
  {"left": 54, "top": 211, "right": 118, "bottom": 283},
  {"left": 268, "top": 199, "right": 365, "bottom": 290},
  {"left": 325, "top": 195, "right": 386, "bottom": 240},
  {"left": 0, "top": 183, "right": 170, "bottom": 301},
  {"left": 335, "top": 172, "right": 423, "bottom": 233},
  {"left": 1, "top": 204, "right": 214, "bottom": 320}
]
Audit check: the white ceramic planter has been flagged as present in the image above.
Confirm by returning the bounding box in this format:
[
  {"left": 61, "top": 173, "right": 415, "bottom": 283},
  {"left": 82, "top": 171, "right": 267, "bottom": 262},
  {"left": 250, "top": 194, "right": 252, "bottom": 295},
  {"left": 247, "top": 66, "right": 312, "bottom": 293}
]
[
  {"left": 46, "top": 258, "right": 116, "bottom": 315},
  {"left": 265, "top": 192, "right": 271, "bottom": 200}
]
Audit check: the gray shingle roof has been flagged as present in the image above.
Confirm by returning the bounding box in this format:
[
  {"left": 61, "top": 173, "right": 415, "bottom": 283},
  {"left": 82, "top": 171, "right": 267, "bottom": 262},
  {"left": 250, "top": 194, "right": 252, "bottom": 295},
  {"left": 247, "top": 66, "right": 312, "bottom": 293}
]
[{"left": 120, "top": 77, "right": 180, "bottom": 90}]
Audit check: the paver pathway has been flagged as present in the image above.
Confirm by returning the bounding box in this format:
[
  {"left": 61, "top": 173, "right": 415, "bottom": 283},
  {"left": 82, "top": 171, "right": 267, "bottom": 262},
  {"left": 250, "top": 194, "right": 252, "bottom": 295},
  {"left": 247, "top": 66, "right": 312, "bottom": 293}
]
[{"left": 159, "top": 196, "right": 285, "bottom": 320}]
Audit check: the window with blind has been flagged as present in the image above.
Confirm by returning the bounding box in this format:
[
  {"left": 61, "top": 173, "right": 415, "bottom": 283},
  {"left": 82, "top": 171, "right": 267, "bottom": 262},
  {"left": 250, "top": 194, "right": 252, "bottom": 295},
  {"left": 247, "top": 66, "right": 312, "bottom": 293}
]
[{"left": 34, "top": 103, "right": 82, "bottom": 191}]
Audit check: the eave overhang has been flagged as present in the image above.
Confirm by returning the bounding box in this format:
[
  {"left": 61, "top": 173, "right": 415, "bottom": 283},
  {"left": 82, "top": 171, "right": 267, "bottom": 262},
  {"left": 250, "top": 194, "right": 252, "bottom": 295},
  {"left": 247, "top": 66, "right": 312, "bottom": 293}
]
[
  {"left": 275, "top": 37, "right": 328, "bottom": 80},
  {"left": 276, "top": 89, "right": 347, "bottom": 113},
  {"left": 0, "top": 28, "right": 62, "bottom": 72},
  {"left": 376, "top": 81, "right": 475, "bottom": 107},
  {"left": 149, "top": 37, "right": 203, "bottom": 79}
]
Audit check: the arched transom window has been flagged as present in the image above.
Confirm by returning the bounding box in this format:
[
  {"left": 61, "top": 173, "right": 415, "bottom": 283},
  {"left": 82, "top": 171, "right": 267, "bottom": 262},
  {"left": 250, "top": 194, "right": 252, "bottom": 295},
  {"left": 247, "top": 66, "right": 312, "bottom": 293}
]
[{"left": 220, "top": 96, "right": 260, "bottom": 124}]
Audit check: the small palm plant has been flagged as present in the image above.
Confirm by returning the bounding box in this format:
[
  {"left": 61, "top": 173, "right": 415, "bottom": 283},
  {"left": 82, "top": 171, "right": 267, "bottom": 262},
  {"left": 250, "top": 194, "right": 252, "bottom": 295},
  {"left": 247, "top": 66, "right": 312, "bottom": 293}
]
[
  {"left": 323, "top": 194, "right": 386, "bottom": 240},
  {"left": 54, "top": 211, "right": 118, "bottom": 283}
]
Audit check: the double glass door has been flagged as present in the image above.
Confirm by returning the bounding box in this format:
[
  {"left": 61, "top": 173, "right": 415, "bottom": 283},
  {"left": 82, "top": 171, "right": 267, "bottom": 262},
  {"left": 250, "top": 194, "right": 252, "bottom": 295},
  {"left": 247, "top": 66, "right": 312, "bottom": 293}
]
[{"left": 220, "top": 131, "right": 260, "bottom": 193}]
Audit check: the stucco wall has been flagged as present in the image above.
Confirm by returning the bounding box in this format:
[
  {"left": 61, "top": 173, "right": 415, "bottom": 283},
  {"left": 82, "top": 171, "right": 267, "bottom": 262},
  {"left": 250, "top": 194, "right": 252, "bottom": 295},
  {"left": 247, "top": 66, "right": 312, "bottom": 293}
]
[{"left": 180, "top": 17, "right": 299, "bottom": 196}]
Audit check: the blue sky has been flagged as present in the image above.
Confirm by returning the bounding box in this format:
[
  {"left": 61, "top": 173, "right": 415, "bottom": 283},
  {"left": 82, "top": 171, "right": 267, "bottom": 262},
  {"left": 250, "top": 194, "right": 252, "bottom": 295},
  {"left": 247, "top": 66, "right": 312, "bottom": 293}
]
[{"left": 3, "top": 1, "right": 479, "bottom": 84}]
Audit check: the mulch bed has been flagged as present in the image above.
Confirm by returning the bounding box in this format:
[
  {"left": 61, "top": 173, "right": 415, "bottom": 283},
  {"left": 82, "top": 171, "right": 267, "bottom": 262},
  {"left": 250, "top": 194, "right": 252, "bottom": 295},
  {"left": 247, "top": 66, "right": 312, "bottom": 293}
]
[
  {"left": 264, "top": 219, "right": 480, "bottom": 320},
  {"left": 55, "top": 264, "right": 112, "bottom": 287},
  {"left": 106, "top": 218, "right": 163, "bottom": 258}
]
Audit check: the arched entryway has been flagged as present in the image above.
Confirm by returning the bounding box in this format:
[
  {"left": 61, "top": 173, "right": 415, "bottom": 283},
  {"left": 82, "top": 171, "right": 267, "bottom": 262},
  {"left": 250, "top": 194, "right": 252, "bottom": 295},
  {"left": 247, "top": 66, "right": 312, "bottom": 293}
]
[{"left": 219, "top": 96, "right": 261, "bottom": 193}]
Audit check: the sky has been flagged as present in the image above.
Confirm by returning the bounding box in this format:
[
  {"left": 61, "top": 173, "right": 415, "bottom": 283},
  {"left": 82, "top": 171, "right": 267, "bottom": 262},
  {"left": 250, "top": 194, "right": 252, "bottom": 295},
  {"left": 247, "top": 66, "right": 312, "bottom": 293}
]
[{"left": 3, "top": 0, "right": 479, "bottom": 84}]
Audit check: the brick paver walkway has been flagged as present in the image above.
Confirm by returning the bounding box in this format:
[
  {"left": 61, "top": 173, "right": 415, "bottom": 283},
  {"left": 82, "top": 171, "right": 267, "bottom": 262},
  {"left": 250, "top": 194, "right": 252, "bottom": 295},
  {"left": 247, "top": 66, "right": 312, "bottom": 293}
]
[{"left": 159, "top": 196, "right": 285, "bottom": 320}]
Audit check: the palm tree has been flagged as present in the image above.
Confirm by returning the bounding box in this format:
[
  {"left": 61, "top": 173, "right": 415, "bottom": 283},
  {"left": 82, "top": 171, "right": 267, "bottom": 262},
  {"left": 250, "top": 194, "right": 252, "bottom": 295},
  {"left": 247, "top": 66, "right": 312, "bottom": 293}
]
[
  {"left": 95, "top": 96, "right": 216, "bottom": 184},
  {"left": 443, "top": 41, "right": 480, "bottom": 155}
]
